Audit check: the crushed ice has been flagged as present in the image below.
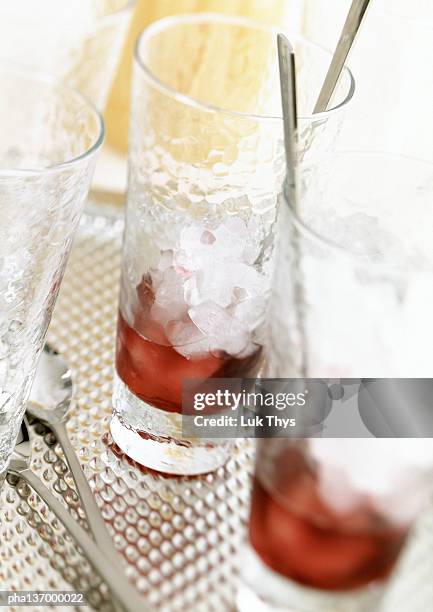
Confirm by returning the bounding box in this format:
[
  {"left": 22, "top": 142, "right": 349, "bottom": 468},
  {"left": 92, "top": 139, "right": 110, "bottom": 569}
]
[{"left": 143, "top": 216, "right": 269, "bottom": 358}]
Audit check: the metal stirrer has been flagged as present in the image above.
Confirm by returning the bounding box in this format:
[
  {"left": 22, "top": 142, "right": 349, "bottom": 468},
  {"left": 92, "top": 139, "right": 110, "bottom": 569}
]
[
  {"left": 277, "top": 34, "right": 298, "bottom": 209},
  {"left": 314, "top": 0, "right": 372, "bottom": 113},
  {"left": 277, "top": 34, "right": 308, "bottom": 378}
]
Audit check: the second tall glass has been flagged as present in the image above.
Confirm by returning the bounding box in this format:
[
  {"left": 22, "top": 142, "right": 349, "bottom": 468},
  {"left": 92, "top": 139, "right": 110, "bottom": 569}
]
[
  {"left": 111, "top": 14, "right": 355, "bottom": 475},
  {"left": 251, "top": 151, "right": 433, "bottom": 610},
  {"left": 0, "top": 64, "right": 103, "bottom": 477}
]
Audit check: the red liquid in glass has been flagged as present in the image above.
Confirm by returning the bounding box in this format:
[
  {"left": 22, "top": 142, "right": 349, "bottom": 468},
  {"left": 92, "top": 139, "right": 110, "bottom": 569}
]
[
  {"left": 116, "top": 278, "right": 262, "bottom": 414},
  {"left": 249, "top": 446, "right": 409, "bottom": 592}
]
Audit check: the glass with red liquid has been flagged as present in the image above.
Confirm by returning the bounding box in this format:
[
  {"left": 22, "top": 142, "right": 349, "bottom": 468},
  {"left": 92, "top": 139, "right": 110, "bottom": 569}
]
[
  {"left": 112, "top": 273, "right": 264, "bottom": 475},
  {"left": 110, "top": 15, "right": 354, "bottom": 474},
  {"left": 239, "top": 439, "right": 433, "bottom": 611}
]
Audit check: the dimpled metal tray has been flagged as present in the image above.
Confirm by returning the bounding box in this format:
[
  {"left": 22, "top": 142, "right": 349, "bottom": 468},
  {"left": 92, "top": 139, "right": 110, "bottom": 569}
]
[{"left": 0, "top": 208, "right": 432, "bottom": 612}]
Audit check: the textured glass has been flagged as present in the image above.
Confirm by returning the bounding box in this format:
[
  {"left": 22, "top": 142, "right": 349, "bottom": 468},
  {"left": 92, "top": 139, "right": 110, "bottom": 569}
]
[
  {"left": 112, "top": 15, "right": 354, "bottom": 474},
  {"left": 241, "top": 437, "right": 433, "bottom": 612},
  {"left": 269, "top": 152, "right": 433, "bottom": 378},
  {"left": 0, "top": 67, "right": 103, "bottom": 475}
]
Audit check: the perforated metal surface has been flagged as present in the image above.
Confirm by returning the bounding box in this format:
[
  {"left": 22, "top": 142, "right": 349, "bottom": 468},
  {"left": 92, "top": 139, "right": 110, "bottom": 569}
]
[
  {"left": 0, "top": 210, "right": 432, "bottom": 612},
  {"left": 0, "top": 210, "right": 254, "bottom": 612}
]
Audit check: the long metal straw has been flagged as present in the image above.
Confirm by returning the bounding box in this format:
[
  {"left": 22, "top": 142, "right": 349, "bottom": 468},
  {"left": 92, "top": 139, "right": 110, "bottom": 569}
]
[
  {"left": 277, "top": 34, "right": 308, "bottom": 378},
  {"left": 277, "top": 34, "right": 298, "bottom": 208},
  {"left": 314, "top": 0, "right": 372, "bottom": 113}
]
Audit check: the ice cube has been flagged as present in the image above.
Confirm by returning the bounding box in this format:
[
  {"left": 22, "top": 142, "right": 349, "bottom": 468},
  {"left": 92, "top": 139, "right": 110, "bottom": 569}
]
[
  {"left": 230, "top": 264, "right": 265, "bottom": 297},
  {"left": 200, "top": 230, "right": 215, "bottom": 245},
  {"left": 150, "top": 268, "right": 188, "bottom": 328},
  {"left": 186, "top": 261, "right": 265, "bottom": 310},
  {"left": 166, "top": 319, "right": 209, "bottom": 359},
  {"left": 188, "top": 302, "right": 252, "bottom": 357},
  {"left": 223, "top": 216, "right": 248, "bottom": 237},
  {"left": 157, "top": 250, "right": 173, "bottom": 272},
  {"left": 212, "top": 218, "right": 247, "bottom": 260},
  {"left": 176, "top": 218, "right": 253, "bottom": 273},
  {"left": 184, "top": 268, "right": 234, "bottom": 308},
  {"left": 175, "top": 226, "right": 216, "bottom": 272},
  {"left": 183, "top": 275, "right": 200, "bottom": 307},
  {"left": 233, "top": 295, "right": 268, "bottom": 332}
]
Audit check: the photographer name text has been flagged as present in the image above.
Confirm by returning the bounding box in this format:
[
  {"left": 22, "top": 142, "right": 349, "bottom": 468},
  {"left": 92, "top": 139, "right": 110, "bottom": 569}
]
[{"left": 193, "top": 414, "right": 296, "bottom": 428}]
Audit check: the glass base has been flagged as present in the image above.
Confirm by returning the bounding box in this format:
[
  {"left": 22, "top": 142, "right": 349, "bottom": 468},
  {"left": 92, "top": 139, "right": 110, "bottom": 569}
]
[
  {"left": 111, "top": 374, "right": 233, "bottom": 475},
  {"left": 237, "top": 544, "right": 385, "bottom": 612}
]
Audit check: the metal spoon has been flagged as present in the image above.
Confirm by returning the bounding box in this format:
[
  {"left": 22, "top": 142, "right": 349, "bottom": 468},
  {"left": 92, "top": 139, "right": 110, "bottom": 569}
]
[
  {"left": 27, "top": 345, "right": 121, "bottom": 566},
  {"left": 314, "top": 0, "right": 372, "bottom": 113},
  {"left": 8, "top": 418, "right": 145, "bottom": 612},
  {"left": 26, "top": 345, "right": 145, "bottom": 611}
]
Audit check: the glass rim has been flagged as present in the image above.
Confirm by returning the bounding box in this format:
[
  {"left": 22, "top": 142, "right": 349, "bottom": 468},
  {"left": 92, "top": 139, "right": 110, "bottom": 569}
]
[
  {"left": 284, "top": 150, "right": 433, "bottom": 274},
  {"left": 0, "top": 62, "right": 104, "bottom": 178},
  {"left": 134, "top": 12, "right": 355, "bottom": 123}
]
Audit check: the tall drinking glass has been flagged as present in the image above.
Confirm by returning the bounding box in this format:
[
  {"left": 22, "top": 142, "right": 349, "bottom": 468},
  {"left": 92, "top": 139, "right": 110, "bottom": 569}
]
[
  {"left": 241, "top": 438, "right": 433, "bottom": 612},
  {"left": 244, "top": 152, "right": 433, "bottom": 611},
  {"left": 0, "top": 65, "right": 104, "bottom": 476},
  {"left": 111, "top": 14, "right": 355, "bottom": 475},
  {"left": 269, "top": 152, "right": 433, "bottom": 378}
]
